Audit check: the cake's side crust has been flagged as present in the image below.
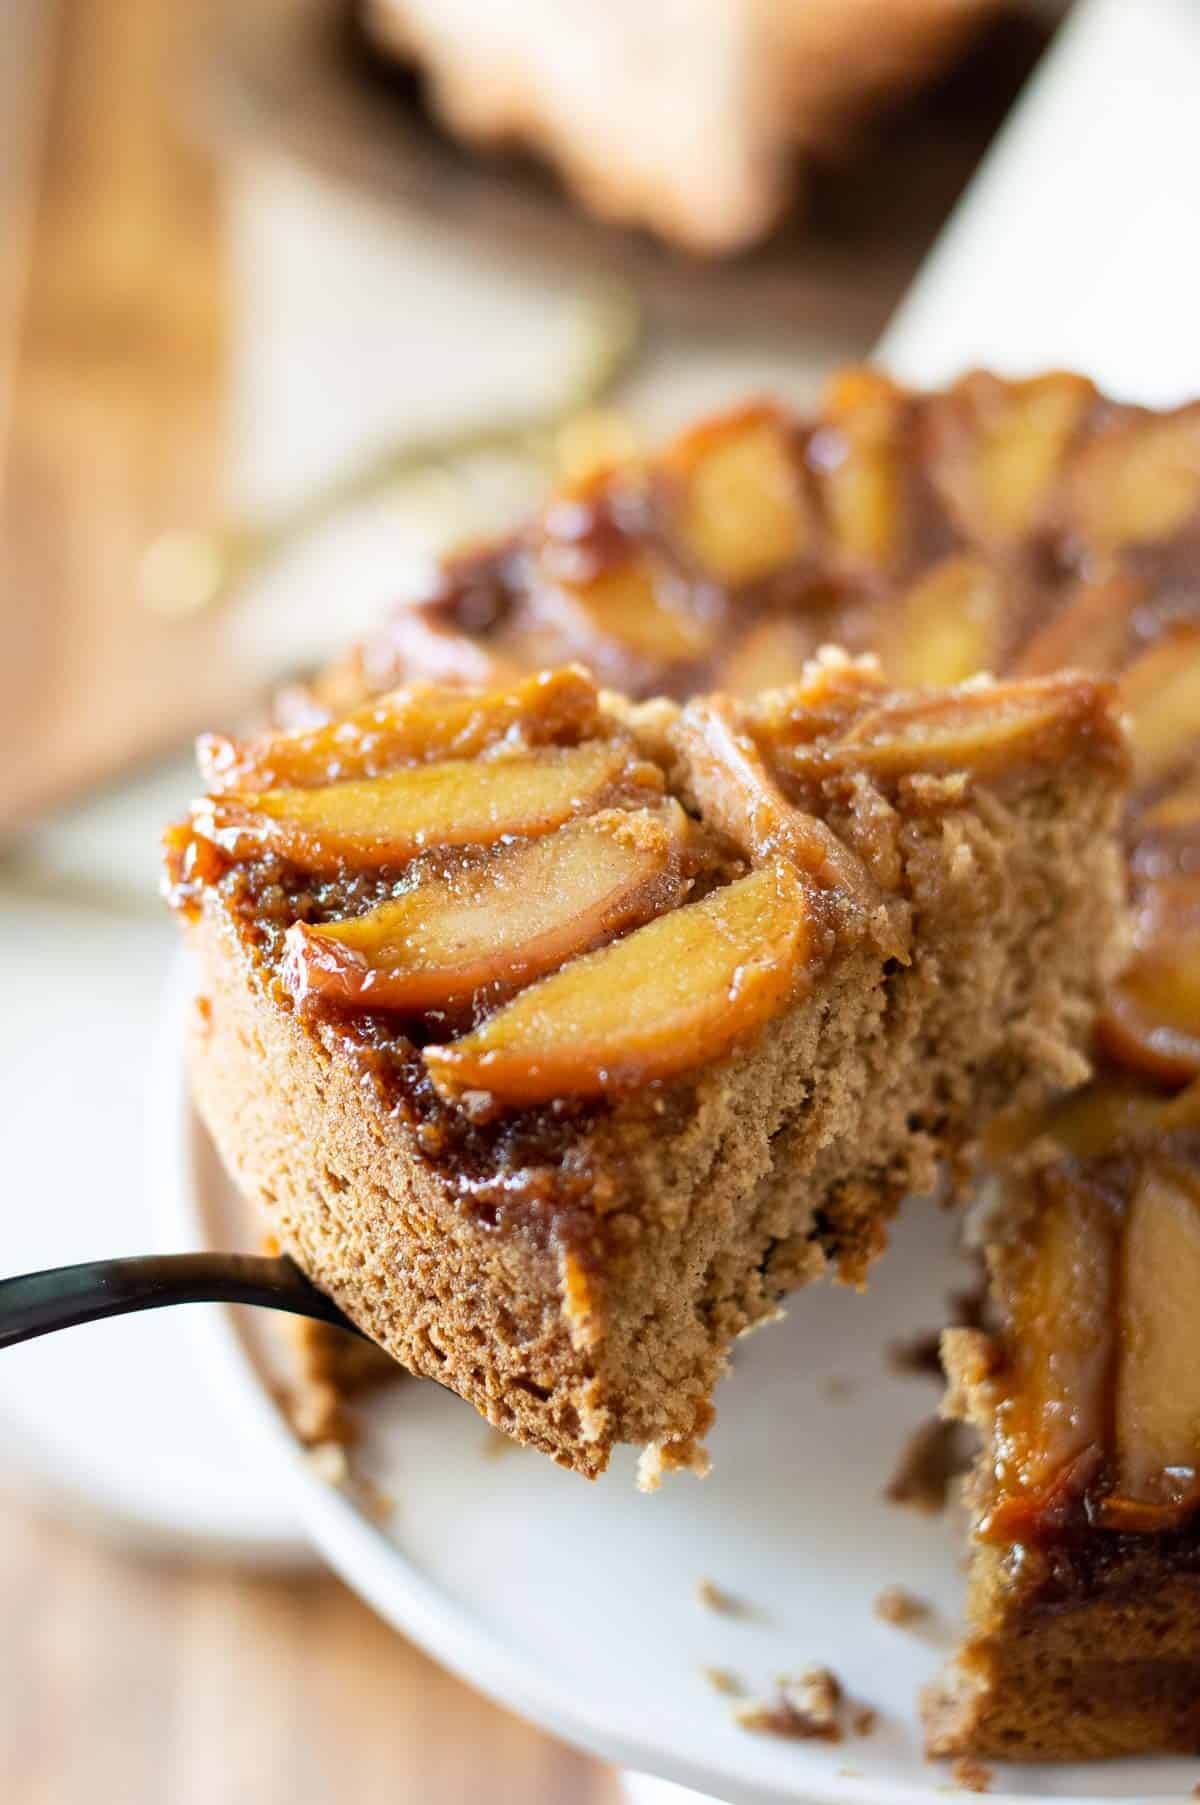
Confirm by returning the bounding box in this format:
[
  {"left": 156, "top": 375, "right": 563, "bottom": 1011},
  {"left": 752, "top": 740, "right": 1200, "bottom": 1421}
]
[{"left": 924, "top": 1541, "right": 1200, "bottom": 1760}]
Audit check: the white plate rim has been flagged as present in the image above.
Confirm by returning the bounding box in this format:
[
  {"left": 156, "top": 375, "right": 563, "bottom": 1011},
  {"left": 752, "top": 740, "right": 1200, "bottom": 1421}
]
[{"left": 149, "top": 950, "right": 1195, "bottom": 1805}]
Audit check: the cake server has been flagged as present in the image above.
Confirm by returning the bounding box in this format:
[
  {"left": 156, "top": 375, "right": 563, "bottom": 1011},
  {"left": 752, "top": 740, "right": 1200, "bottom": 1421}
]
[{"left": 0, "top": 1251, "right": 361, "bottom": 1350}]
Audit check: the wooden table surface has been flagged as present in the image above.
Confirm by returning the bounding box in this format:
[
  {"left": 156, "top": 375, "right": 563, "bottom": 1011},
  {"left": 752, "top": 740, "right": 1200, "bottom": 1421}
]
[
  {"left": 0, "top": 1495, "right": 618, "bottom": 1804},
  {"left": 0, "top": 1, "right": 616, "bottom": 1796}
]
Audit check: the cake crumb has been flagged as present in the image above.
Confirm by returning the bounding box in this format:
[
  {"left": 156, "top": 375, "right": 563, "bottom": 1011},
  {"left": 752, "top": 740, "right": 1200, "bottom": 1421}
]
[
  {"left": 952, "top": 1756, "right": 992, "bottom": 1793},
  {"left": 702, "top": 1667, "right": 744, "bottom": 1697},
  {"left": 737, "top": 1667, "right": 843, "bottom": 1742},
  {"left": 885, "top": 1416, "right": 970, "bottom": 1514},
  {"left": 823, "top": 1374, "right": 859, "bottom": 1403},
  {"left": 887, "top": 1278, "right": 988, "bottom": 1382},
  {"left": 874, "top": 1585, "right": 930, "bottom": 1627},
  {"left": 640, "top": 1433, "right": 711, "bottom": 1492},
  {"left": 851, "top": 1704, "right": 877, "bottom": 1736},
  {"left": 885, "top": 1330, "right": 943, "bottom": 1380},
  {"left": 696, "top": 1577, "right": 747, "bottom": 1616},
  {"left": 304, "top": 1441, "right": 350, "bottom": 1487},
  {"left": 281, "top": 1378, "right": 355, "bottom": 1448}
]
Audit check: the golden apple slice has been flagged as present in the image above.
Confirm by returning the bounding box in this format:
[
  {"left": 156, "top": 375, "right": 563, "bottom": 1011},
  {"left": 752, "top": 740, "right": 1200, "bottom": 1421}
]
[
  {"left": 932, "top": 372, "right": 1093, "bottom": 541},
  {"left": 827, "top": 678, "right": 1121, "bottom": 781},
  {"left": 1139, "top": 766, "right": 1200, "bottom": 839},
  {"left": 1099, "top": 876, "right": 1200, "bottom": 1084},
  {"left": 424, "top": 861, "right": 812, "bottom": 1105},
  {"left": 1042, "top": 1079, "right": 1185, "bottom": 1163},
  {"left": 283, "top": 804, "right": 690, "bottom": 1011},
  {"left": 198, "top": 666, "right": 599, "bottom": 794},
  {"left": 1119, "top": 624, "right": 1200, "bottom": 787},
  {"left": 534, "top": 556, "right": 712, "bottom": 667},
  {"left": 1112, "top": 1159, "right": 1200, "bottom": 1505},
  {"left": 1013, "top": 573, "right": 1140, "bottom": 678},
  {"left": 879, "top": 556, "right": 1004, "bottom": 688},
  {"left": 671, "top": 410, "right": 809, "bottom": 583},
  {"left": 1069, "top": 404, "right": 1200, "bottom": 550},
  {"left": 358, "top": 605, "right": 524, "bottom": 691},
  {"left": 983, "top": 1178, "right": 1118, "bottom": 1533},
  {"left": 811, "top": 368, "right": 904, "bottom": 566},
  {"left": 721, "top": 617, "right": 816, "bottom": 699},
  {"left": 674, "top": 696, "right": 874, "bottom": 903},
  {"left": 193, "top": 741, "right": 655, "bottom": 875}
]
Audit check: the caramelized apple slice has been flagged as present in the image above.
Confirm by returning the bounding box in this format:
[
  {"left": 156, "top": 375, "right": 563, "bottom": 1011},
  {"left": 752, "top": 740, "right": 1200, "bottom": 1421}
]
[
  {"left": 533, "top": 556, "right": 712, "bottom": 669},
  {"left": 1069, "top": 404, "right": 1200, "bottom": 550},
  {"left": 358, "top": 606, "right": 524, "bottom": 692},
  {"left": 284, "top": 805, "right": 690, "bottom": 1011},
  {"left": 674, "top": 696, "right": 874, "bottom": 903},
  {"left": 193, "top": 741, "right": 655, "bottom": 875},
  {"left": 932, "top": 372, "right": 1093, "bottom": 541},
  {"left": 1042, "top": 1079, "right": 1188, "bottom": 1163},
  {"left": 1139, "top": 767, "right": 1200, "bottom": 839},
  {"left": 829, "top": 678, "right": 1122, "bottom": 781},
  {"left": 1099, "top": 875, "right": 1200, "bottom": 1084},
  {"left": 721, "top": 617, "right": 816, "bottom": 699},
  {"left": 424, "top": 861, "right": 812, "bottom": 1105},
  {"left": 810, "top": 369, "right": 904, "bottom": 566},
  {"left": 1112, "top": 1159, "right": 1200, "bottom": 1506},
  {"left": 986, "top": 1177, "right": 1118, "bottom": 1516},
  {"left": 1119, "top": 624, "right": 1200, "bottom": 787},
  {"left": 199, "top": 666, "right": 599, "bottom": 793},
  {"left": 1013, "top": 573, "right": 1140, "bottom": 677},
  {"left": 879, "top": 556, "right": 1004, "bottom": 687},
  {"left": 671, "top": 410, "right": 809, "bottom": 583}
]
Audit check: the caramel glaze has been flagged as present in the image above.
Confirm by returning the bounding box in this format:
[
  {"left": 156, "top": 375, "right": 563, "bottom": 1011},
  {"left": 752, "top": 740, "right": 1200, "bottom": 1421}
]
[
  {"left": 167, "top": 660, "right": 1104, "bottom": 1258},
  {"left": 167, "top": 779, "right": 855, "bottom": 1259}
]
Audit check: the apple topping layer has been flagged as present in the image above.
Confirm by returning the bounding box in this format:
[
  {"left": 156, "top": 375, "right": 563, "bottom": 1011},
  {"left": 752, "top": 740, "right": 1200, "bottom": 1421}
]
[
  {"left": 285, "top": 804, "right": 691, "bottom": 1015},
  {"left": 170, "top": 655, "right": 1127, "bottom": 1483},
  {"left": 313, "top": 372, "right": 1200, "bottom": 1108},
  {"left": 424, "top": 861, "right": 812, "bottom": 1105},
  {"left": 972, "top": 1091, "right": 1200, "bottom": 1546}
]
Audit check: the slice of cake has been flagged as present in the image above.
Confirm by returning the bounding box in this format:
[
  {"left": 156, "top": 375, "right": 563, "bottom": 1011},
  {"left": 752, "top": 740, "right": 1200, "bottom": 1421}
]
[
  {"left": 362, "top": 0, "right": 1000, "bottom": 254},
  {"left": 167, "top": 659, "right": 1128, "bottom": 1480}
]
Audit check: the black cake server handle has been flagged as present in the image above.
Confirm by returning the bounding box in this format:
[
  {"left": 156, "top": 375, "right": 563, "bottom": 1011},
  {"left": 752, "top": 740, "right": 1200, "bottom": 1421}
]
[{"left": 0, "top": 1252, "right": 361, "bottom": 1350}]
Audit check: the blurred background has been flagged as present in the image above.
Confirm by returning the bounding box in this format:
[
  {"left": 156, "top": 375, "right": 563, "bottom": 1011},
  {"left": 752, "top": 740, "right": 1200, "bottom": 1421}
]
[{"left": 0, "top": 0, "right": 1078, "bottom": 1798}]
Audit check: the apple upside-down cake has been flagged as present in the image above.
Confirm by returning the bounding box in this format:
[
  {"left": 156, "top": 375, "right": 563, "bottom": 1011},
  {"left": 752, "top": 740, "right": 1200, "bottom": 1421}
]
[{"left": 170, "top": 367, "right": 1200, "bottom": 1757}]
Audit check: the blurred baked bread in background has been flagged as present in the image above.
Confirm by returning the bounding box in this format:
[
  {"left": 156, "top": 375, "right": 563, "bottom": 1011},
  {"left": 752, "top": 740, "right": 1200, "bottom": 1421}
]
[{"left": 362, "top": 0, "right": 1004, "bottom": 253}]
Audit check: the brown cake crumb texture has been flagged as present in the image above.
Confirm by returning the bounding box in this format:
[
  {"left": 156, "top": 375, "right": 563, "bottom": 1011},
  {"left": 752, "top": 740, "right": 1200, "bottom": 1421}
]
[
  {"left": 696, "top": 1578, "right": 749, "bottom": 1617},
  {"left": 874, "top": 1585, "right": 930, "bottom": 1628},
  {"left": 950, "top": 1755, "right": 992, "bottom": 1793},
  {"left": 885, "top": 1415, "right": 972, "bottom": 1517},
  {"left": 736, "top": 1667, "right": 846, "bottom": 1742}
]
